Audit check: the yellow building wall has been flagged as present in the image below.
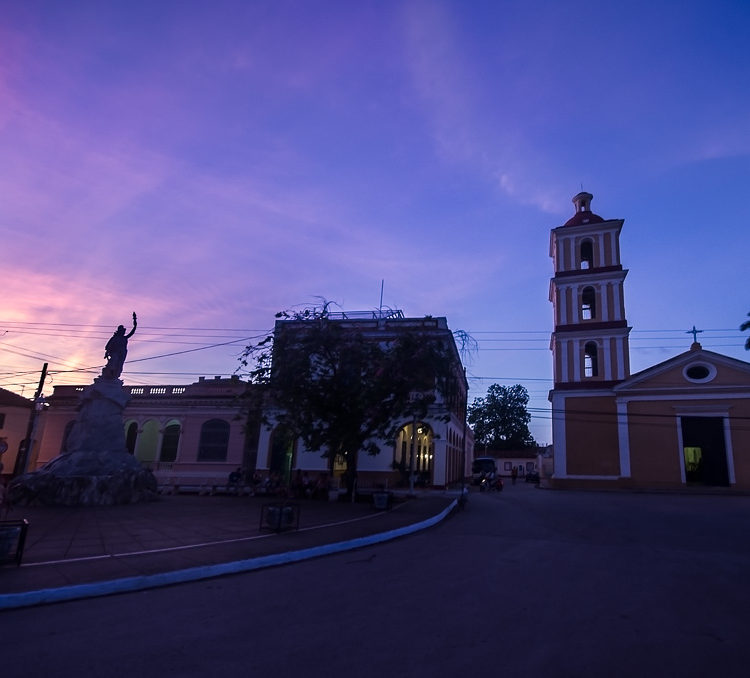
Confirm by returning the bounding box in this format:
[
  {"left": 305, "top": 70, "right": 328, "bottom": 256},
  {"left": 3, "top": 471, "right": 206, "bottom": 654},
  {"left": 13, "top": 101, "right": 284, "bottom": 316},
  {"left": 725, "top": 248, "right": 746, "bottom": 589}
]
[
  {"left": 626, "top": 401, "right": 682, "bottom": 485},
  {"left": 32, "top": 411, "right": 75, "bottom": 468},
  {"left": 627, "top": 399, "right": 750, "bottom": 488},
  {"left": 565, "top": 396, "right": 620, "bottom": 475},
  {"left": 0, "top": 405, "right": 31, "bottom": 475},
  {"left": 728, "top": 400, "right": 750, "bottom": 487}
]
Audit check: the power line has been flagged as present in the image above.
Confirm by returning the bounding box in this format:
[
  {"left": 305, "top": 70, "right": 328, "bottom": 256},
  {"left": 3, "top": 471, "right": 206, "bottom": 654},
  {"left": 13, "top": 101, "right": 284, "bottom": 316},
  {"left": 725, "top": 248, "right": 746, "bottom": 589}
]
[
  {"left": 2, "top": 320, "right": 744, "bottom": 358},
  {"left": 1, "top": 318, "right": 746, "bottom": 398},
  {"left": 0, "top": 328, "right": 264, "bottom": 343},
  {"left": 524, "top": 407, "right": 750, "bottom": 434},
  {"left": 0, "top": 321, "right": 269, "bottom": 333},
  {"left": 0, "top": 343, "right": 74, "bottom": 365},
  {"left": 1, "top": 320, "right": 744, "bottom": 334}
]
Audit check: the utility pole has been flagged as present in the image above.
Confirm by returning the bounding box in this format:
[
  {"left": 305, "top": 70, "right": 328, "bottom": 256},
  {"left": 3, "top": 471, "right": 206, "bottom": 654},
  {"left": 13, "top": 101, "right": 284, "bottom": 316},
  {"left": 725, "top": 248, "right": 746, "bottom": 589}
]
[{"left": 13, "top": 362, "right": 48, "bottom": 477}]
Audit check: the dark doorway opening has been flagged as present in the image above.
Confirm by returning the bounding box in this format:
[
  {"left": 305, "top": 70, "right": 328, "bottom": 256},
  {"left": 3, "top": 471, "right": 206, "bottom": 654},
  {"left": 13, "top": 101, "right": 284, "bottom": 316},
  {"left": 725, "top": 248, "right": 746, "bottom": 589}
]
[
  {"left": 160, "top": 423, "right": 180, "bottom": 462},
  {"left": 269, "top": 427, "right": 295, "bottom": 485},
  {"left": 681, "top": 416, "right": 729, "bottom": 486},
  {"left": 125, "top": 422, "right": 138, "bottom": 455}
]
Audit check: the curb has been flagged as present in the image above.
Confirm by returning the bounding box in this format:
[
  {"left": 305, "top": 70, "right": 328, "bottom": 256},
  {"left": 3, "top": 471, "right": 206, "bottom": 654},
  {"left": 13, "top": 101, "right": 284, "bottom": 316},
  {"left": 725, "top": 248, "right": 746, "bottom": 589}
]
[{"left": 0, "top": 498, "right": 457, "bottom": 610}]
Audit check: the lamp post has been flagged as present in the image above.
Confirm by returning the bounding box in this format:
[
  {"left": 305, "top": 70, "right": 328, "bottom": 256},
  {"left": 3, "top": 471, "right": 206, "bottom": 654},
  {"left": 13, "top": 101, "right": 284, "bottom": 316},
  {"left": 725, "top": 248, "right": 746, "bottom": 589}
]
[{"left": 408, "top": 413, "right": 418, "bottom": 496}]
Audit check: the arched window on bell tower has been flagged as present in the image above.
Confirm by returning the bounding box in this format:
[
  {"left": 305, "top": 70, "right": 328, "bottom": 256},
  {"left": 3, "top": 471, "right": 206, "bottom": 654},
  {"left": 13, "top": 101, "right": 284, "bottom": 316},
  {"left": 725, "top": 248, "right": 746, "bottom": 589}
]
[
  {"left": 584, "top": 342, "right": 599, "bottom": 378},
  {"left": 580, "top": 240, "right": 594, "bottom": 270},
  {"left": 581, "top": 286, "right": 596, "bottom": 320}
]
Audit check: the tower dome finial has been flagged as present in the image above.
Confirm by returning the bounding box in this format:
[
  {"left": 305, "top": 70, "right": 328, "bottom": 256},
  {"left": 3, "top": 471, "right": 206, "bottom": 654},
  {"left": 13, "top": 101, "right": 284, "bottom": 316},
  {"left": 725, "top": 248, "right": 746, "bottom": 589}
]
[
  {"left": 564, "top": 191, "right": 604, "bottom": 227},
  {"left": 572, "top": 191, "right": 594, "bottom": 213}
]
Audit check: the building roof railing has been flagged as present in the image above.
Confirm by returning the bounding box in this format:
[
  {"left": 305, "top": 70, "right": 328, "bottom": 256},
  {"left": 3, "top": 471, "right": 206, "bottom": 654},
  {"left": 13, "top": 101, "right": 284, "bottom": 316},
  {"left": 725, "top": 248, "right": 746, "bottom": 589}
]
[{"left": 323, "top": 309, "right": 405, "bottom": 320}]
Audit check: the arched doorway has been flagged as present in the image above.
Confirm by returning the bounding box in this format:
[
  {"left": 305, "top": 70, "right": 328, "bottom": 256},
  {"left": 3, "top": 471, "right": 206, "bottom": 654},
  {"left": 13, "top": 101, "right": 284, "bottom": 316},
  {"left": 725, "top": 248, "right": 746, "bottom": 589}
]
[
  {"left": 269, "top": 426, "right": 296, "bottom": 485},
  {"left": 197, "top": 419, "right": 230, "bottom": 461},
  {"left": 125, "top": 421, "right": 138, "bottom": 455},
  {"left": 394, "top": 422, "right": 434, "bottom": 485},
  {"left": 135, "top": 420, "right": 160, "bottom": 463},
  {"left": 160, "top": 421, "right": 181, "bottom": 463},
  {"left": 60, "top": 420, "right": 76, "bottom": 453}
]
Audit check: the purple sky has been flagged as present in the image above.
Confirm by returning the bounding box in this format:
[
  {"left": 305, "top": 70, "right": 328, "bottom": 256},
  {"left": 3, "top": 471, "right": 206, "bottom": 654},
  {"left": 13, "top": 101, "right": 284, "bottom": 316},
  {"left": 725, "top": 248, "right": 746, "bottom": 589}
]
[{"left": 2, "top": 0, "right": 749, "bottom": 444}]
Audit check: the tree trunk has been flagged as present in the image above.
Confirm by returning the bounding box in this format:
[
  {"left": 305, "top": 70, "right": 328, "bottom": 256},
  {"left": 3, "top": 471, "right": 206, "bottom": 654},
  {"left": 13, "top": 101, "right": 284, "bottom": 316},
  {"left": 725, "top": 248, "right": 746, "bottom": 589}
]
[{"left": 344, "top": 449, "right": 358, "bottom": 499}]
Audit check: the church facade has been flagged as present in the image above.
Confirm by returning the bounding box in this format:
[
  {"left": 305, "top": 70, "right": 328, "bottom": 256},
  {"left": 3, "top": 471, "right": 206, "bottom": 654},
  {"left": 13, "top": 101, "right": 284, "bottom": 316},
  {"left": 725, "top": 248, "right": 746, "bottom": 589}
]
[{"left": 549, "top": 192, "right": 750, "bottom": 490}]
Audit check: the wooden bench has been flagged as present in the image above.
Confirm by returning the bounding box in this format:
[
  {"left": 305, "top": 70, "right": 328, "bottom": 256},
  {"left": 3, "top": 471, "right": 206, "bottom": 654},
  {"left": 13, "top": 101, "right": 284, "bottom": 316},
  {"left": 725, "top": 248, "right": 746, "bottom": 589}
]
[{"left": 156, "top": 473, "right": 244, "bottom": 496}]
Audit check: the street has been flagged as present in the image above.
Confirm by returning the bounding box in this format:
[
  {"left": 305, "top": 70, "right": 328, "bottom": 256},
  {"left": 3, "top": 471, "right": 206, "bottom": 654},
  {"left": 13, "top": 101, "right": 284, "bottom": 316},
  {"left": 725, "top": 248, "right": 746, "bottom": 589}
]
[{"left": 3, "top": 484, "right": 750, "bottom": 677}]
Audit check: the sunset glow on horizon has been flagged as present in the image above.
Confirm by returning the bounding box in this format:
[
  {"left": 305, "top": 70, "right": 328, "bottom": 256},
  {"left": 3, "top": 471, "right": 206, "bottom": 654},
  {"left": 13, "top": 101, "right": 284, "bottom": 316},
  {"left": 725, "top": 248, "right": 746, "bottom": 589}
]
[{"left": 2, "top": 0, "right": 749, "bottom": 444}]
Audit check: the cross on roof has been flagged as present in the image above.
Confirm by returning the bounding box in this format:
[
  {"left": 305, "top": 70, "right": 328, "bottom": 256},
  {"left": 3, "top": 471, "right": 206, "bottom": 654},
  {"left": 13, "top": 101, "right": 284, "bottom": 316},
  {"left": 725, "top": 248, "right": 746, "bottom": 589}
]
[{"left": 687, "top": 325, "right": 703, "bottom": 343}]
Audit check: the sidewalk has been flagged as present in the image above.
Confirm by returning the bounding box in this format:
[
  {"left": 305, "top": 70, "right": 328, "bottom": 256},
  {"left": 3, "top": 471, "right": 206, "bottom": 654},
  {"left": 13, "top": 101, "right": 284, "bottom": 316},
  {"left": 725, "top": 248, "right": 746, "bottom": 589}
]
[{"left": 0, "top": 491, "right": 456, "bottom": 608}]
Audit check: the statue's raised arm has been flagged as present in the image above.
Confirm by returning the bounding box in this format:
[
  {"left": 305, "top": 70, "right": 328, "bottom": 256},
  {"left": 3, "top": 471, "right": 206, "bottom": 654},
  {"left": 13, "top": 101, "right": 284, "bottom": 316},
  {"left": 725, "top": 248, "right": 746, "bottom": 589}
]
[
  {"left": 102, "top": 312, "right": 138, "bottom": 380},
  {"left": 126, "top": 312, "right": 137, "bottom": 339}
]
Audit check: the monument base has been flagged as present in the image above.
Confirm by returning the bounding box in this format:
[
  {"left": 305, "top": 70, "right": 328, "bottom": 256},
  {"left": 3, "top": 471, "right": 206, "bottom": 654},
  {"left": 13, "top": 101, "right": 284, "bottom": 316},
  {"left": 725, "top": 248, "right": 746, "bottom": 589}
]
[
  {"left": 10, "top": 453, "right": 157, "bottom": 506},
  {"left": 9, "top": 375, "right": 157, "bottom": 506}
]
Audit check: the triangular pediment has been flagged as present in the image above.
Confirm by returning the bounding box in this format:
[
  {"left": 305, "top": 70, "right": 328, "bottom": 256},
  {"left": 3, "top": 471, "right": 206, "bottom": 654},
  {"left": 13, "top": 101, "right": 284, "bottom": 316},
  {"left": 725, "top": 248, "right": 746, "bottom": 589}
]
[{"left": 614, "top": 347, "right": 750, "bottom": 394}]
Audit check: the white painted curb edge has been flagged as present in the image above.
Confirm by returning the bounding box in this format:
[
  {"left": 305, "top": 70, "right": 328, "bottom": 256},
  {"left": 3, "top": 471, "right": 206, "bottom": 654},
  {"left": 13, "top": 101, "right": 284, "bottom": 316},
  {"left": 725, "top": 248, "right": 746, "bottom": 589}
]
[{"left": 0, "top": 499, "right": 457, "bottom": 610}]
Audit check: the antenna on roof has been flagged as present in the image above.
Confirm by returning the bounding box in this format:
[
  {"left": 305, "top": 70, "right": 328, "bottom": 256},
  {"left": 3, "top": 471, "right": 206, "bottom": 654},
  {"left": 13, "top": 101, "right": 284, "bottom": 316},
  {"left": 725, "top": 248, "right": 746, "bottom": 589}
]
[{"left": 379, "top": 279, "right": 385, "bottom": 318}]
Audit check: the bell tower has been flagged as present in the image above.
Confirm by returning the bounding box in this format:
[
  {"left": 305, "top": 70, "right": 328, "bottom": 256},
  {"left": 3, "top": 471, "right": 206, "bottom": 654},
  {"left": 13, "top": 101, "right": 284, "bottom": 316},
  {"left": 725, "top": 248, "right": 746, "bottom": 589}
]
[{"left": 549, "top": 192, "right": 631, "bottom": 386}]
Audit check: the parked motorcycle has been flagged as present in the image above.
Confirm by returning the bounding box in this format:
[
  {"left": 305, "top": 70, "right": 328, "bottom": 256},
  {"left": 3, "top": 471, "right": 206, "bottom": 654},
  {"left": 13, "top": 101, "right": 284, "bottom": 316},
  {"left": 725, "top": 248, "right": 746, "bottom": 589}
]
[{"left": 479, "top": 473, "right": 503, "bottom": 492}]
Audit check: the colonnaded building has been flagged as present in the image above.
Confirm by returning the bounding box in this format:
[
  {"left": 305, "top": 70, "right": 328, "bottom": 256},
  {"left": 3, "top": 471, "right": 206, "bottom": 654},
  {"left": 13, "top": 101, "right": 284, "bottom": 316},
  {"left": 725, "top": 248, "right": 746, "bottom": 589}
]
[
  {"left": 28, "top": 313, "right": 472, "bottom": 490},
  {"left": 31, "top": 376, "right": 255, "bottom": 481},
  {"left": 549, "top": 192, "right": 750, "bottom": 490},
  {"left": 254, "top": 312, "right": 471, "bottom": 489}
]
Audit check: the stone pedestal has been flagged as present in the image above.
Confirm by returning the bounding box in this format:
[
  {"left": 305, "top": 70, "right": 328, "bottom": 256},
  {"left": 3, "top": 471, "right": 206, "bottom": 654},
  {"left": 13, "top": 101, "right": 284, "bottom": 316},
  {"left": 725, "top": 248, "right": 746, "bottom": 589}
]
[{"left": 10, "top": 377, "right": 157, "bottom": 506}]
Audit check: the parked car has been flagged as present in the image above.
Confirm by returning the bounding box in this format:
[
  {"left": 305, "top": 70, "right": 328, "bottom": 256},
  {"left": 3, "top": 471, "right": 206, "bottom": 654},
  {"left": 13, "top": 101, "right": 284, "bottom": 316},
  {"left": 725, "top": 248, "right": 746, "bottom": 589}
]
[{"left": 525, "top": 471, "right": 540, "bottom": 484}]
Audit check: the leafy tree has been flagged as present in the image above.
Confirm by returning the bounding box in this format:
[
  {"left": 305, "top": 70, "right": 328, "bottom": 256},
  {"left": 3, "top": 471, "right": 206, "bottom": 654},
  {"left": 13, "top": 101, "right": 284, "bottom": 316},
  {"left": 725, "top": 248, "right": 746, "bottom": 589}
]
[
  {"left": 238, "top": 304, "right": 459, "bottom": 494},
  {"left": 468, "top": 383, "right": 536, "bottom": 450},
  {"left": 742, "top": 312, "right": 750, "bottom": 350}
]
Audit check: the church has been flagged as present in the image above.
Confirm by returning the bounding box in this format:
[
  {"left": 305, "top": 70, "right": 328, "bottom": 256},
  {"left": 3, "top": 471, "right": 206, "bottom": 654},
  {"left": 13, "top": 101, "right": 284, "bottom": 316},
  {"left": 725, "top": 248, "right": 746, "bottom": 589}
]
[{"left": 548, "top": 192, "right": 750, "bottom": 490}]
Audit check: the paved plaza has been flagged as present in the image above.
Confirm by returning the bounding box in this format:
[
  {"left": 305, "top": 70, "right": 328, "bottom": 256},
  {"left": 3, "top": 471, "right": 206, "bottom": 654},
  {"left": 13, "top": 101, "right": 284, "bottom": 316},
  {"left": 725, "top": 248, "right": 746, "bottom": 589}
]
[
  {"left": 0, "top": 490, "right": 455, "bottom": 603},
  {"left": 2, "top": 484, "right": 750, "bottom": 677}
]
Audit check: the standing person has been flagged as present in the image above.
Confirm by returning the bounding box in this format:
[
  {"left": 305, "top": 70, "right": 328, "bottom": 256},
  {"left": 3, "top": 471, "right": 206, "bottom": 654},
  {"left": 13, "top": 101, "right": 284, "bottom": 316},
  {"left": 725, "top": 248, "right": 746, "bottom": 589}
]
[
  {"left": 302, "top": 471, "right": 312, "bottom": 498},
  {"left": 511, "top": 466, "right": 518, "bottom": 485},
  {"left": 228, "top": 467, "right": 242, "bottom": 495},
  {"left": 252, "top": 470, "right": 263, "bottom": 494},
  {"left": 291, "top": 469, "right": 303, "bottom": 498}
]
